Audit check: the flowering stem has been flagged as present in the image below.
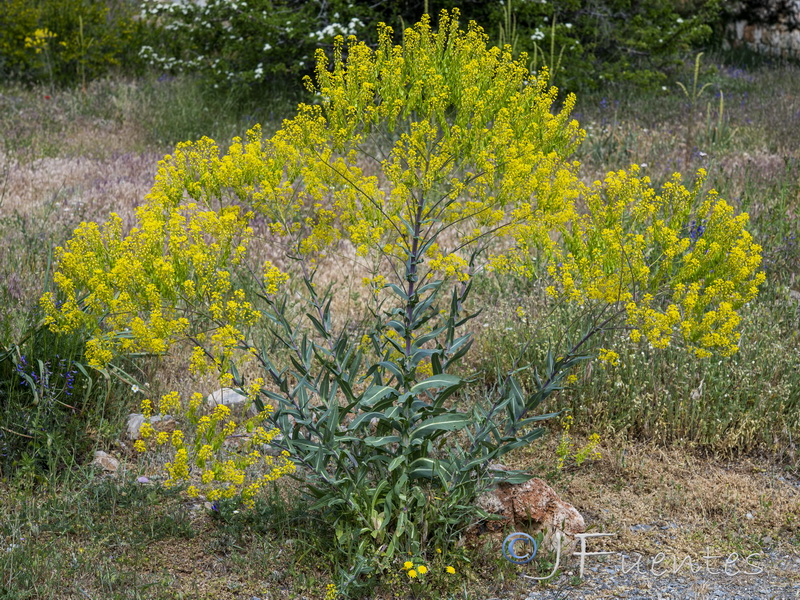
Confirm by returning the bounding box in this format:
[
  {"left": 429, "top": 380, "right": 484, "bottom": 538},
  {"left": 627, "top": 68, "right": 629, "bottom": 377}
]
[{"left": 403, "top": 196, "right": 426, "bottom": 388}]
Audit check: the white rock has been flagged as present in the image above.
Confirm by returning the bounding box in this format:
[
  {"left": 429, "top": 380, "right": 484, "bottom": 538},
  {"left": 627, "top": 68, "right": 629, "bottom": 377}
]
[
  {"left": 126, "top": 414, "right": 146, "bottom": 439},
  {"left": 92, "top": 451, "right": 119, "bottom": 474},
  {"left": 205, "top": 387, "right": 256, "bottom": 416},
  {"left": 263, "top": 434, "right": 285, "bottom": 456},
  {"left": 736, "top": 20, "right": 746, "bottom": 40},
  {"left": 126, "top": 413, "right": 172, "bottom": 440}
]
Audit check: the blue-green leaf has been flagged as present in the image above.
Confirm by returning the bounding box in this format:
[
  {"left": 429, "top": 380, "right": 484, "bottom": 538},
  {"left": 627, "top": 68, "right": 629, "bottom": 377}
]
[
  {"left": 360, "top": 385, "right": 397, "bottom": 408},
  {"left": 409, "top": 374, "right": 461, "bottom": 394},
  {"left": 388, "top": 455, "right": 406, "bottom": 471},
  {"left": 408, "top": 457, "right": 455, "bottom": 481},
  {"left": 490, "top": 468, "right": 534, "bottom": 484},
  {"left": 363, "top": 436, "right": 401, "bottom": 447},
  {"left": 410, "top": 412, "right": 469, "bottom": 441}
]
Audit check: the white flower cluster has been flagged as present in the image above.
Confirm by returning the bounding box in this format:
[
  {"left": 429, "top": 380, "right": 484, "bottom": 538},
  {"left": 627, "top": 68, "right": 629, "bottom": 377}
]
[
  {"left": 309, "top": 17, "right": 364, "bottom": 41},
  {"left": 137, "top": 0, "right": 363, "bottom": 84}
]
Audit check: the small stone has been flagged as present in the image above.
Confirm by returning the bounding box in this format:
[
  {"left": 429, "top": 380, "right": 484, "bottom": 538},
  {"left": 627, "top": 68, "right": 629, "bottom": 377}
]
[
  {"left": 205, "top": 388, "right": 256, "bottom": 416},
  {"left": 126, "top": 414, "right": 146, "bottom": 439},
  {"left": 263, "top": 434, "right": 285, "bottom": 456},
  {"left": 126, "top": 413, "right": 174, "bottom": 440},
  {"left": 746, "top": 512, "right": 754, "bottom": 520},
  {"left": 92, "top": 450, "right": 119, "bottom": 474},
  {"left": 736, "top": 20, "right": 746, "bottom": 40}
]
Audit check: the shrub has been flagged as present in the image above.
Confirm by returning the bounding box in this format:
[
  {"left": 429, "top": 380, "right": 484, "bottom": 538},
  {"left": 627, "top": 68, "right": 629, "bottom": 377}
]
[
  {"left": 492, "top": 0, "right": 722, "bottom": 90},
  {"left": 138, "top": 0, "right": 368, "bottom": 89},
  {"left": 0, "top": 0, "right": 146, "bottom": 87},
  {"left": 136, "top": 1, "right": 722, "bottom": 94},
  {"left": 42, "top": 10, "right": 762, "bottom": 585},
  {"left": 0, "top": 0, "right": 39, "bottom": 82}
]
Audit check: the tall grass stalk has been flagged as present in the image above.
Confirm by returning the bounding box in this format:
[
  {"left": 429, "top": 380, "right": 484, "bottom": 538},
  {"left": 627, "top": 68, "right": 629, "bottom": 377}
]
[{"left": 677, "top": 52, "right": 713, "bottom": 166}]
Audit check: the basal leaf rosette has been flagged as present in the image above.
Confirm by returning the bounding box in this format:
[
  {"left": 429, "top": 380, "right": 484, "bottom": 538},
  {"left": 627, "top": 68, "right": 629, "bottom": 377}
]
[{"left": 547, "top": 166, "right": 764, "bottom": 357}]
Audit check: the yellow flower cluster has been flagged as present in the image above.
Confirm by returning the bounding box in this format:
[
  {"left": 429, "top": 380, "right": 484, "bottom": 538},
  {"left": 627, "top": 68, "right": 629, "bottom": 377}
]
[
  {"left": 546, "top": 167, "right": 763, "bottom": 357},
  {"left": 24, "top": 28, "right": 56, "bottom": 53},
  {"left": 597, "top": 348, "right": 621, "bottom": 367},
  {"left": 263, "top": 261, "right": 290, "bottom": 295},
  {"left": 323, "top": 583, "right": 338, "bottom": 600},
  {"left": 135, "top": 389, "right": 295, "bottom": 505},
  {"left": 401, "top": 560, "right": 454, "bottom": 579},
  {"left": 290, "top": 10, "right": 582, "bottom": 283},
  {"left": 40, "top": 187, "right": 260, "bottom": 369},
  {"left": 427, "top": 245, "right": 470, "bottom": 282},
  {"left": 575, "top": 433, "right": 602, "bottom": 466},
  {"left": 43, "top": 11, "right": 589, "bottom": 360},
  {"left": 402, "top": 561, "right": 427, "bottom": 578}
]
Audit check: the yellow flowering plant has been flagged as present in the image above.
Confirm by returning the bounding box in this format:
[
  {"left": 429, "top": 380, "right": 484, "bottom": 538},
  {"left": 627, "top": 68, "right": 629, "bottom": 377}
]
[{"left": 42, "top": 10, "right": 762, "bottom": 580}]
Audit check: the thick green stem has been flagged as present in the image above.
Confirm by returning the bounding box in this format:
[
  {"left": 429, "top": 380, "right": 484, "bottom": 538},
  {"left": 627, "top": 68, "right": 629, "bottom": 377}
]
[{"left": 403, "top": 197, "right": 426, "bottom": 389}]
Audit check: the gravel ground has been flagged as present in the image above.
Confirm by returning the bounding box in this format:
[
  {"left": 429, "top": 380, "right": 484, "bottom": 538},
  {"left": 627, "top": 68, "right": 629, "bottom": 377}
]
[{"left": 510, "top": 549, "right": 800, "bottom": 600}]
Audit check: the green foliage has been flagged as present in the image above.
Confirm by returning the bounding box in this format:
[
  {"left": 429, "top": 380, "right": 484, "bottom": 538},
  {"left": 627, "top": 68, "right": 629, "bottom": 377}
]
[
  {"left": 677, "top": 52, "right": 715, "bottom": 165},
  {"left": 495, "top": 0, "right": 721, "bottom": 90},
  {"left": 139, "top": 0, "right": 367, "bottom": 89},
  {"left": 477, "top": 282, "right": 799, "bottom": 453},
  {"left": 0, "top": 0, "right": 39, "bottom": 81},
  {"left": 0, "top": 330, "right": 120, "bottom": 483},
  {"left": 0, "top": 0, "right": 146, "bottom": 87},
  {"left": 256, "top": 273, "right": 578, "bottom": 580},
  {"left": 137, "top": 0, "right": 722, "bottom": 94},
  {"left": 0, "top": 182, "right": 130, "bottom": 484}
]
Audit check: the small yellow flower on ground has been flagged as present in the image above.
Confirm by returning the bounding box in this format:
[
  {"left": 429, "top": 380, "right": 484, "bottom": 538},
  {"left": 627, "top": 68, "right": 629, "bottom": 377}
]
[
  {"left": 403, "top": 561, "right": 413, "bottom": 570},
  {"left": 445, "top": 566, "right": 456, "bottom": 574},
  {"left": 417, "top": 565, "right": 428, "bottom": 574},
  {"left": 407, "top": 569, "right": 417, "bottom": 578}
]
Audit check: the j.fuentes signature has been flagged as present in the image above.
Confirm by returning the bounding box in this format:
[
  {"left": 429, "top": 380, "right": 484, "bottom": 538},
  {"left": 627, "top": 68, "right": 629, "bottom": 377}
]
[{"left": 502, "top": 532, "right": 763, "bottom": 579}]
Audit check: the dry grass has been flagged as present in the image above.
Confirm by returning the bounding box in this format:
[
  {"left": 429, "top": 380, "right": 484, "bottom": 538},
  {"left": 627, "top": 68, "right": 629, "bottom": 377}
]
[
  {"left": 501, "top": 432, "right": 795, "bottom": 570},
  {"left": 0, "top": 148, "right": 159, "bottom": 220}
]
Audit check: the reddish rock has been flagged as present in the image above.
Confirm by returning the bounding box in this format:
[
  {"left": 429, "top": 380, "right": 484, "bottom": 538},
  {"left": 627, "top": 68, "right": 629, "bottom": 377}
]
[{"left": 475, "top": 477, "right": 585, "bottom": 551}]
